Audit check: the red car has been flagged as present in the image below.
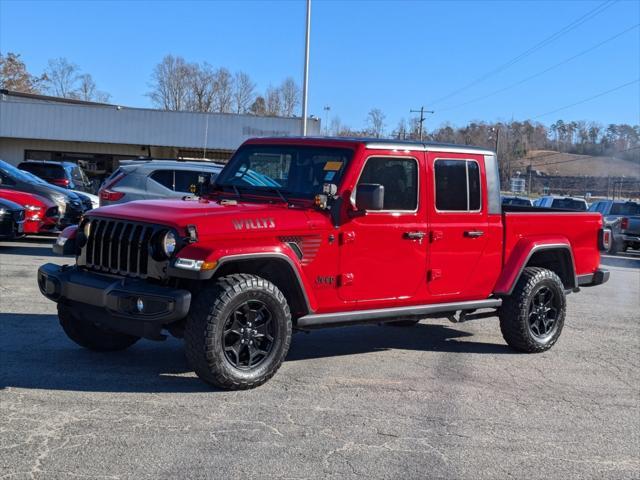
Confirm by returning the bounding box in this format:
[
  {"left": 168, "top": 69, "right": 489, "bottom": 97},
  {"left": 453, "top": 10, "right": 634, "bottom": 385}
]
[
  {"left": 0, "top": 189, "right": 59, "bottom": 234},
  {"left": 39, "top": 137, "right": 609, "bottom": 389}
]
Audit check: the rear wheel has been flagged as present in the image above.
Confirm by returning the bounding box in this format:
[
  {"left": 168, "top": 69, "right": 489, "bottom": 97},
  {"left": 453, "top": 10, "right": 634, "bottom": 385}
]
[
  {"left": 58, "top": 303, "right": 140, "bottom": 351},
  {"left": 499, "top": 267, "right": 566, "bottom": 353},
  {"left": 185, "top": 274, "right": 292, "bottom": 390}
]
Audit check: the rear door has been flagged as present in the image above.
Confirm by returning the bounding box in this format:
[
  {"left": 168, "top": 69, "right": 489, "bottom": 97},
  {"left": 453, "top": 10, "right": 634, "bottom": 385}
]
[{"left": 426, "top": 153, "right": 490, "bottom": 298}]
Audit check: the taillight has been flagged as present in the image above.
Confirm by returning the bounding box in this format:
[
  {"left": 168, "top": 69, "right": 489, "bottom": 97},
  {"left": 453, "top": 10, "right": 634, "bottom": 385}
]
[
  {"left": 52, "top": 178, "right": 70, "bottom": 187},
  {"left": 99, "top": 189, "right": 125, "bottom": 201},
  {"left": 601, "top": 228, "right": 612, "bottom": 251},
  {"left": 621, "top": 217, "right": 629, "bottom": 230}
]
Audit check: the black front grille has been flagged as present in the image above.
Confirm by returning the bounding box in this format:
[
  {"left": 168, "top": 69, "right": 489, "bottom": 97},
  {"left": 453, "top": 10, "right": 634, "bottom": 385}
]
[
  {"left": 84, "top": 218, "right": 161, "bottom": 277},
  {"left": 13, "top": 210, "right": 25, "bottom": 222}
]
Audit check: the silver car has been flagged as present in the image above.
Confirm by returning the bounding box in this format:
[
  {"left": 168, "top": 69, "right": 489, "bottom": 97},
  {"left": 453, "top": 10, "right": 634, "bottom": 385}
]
[{"left": 98, "top": 160, "right": 223, "bottom": 206}]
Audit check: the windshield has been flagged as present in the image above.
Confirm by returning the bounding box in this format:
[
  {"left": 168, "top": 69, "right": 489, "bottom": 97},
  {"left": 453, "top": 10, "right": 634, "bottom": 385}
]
[
  {"left": 215, "top": 145, "right": 354, "bottom": 199},
  {"left": 610, "top": 202, "right": 640, "bottom": 215}
]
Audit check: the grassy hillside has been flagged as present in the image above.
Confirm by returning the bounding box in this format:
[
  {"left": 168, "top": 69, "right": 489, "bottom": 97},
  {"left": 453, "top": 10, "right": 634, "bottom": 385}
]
[{"left": 513, "top": 150, "right": 639, "bottom": 177}]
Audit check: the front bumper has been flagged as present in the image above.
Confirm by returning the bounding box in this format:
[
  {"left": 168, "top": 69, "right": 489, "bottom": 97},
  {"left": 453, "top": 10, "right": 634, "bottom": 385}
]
[
  {"left": 577, "top": 268, "right": 610, "bottom": 287},
  {"left": 38, "top": 263, "right": 191, "bottom": 338}
]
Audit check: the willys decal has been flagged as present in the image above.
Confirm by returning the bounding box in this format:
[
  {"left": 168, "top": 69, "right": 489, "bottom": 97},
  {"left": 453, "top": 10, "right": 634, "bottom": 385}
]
[{"left": 232, "top": 218, "right": 276, "bottom": 231}]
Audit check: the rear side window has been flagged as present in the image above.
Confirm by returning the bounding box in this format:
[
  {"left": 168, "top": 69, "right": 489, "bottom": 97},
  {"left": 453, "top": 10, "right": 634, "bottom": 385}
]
[
  {"left": 150, "top": 170, "right": 174, "bottom": 190},
  {"left": 358, "top": 157, "right": 418, "bottom": 211},
  {"left": 435, "top": 159, "right": 481, "bottom": 211},
  {"left": 20, "top": 163, "right": 65, "bottom": 179}
]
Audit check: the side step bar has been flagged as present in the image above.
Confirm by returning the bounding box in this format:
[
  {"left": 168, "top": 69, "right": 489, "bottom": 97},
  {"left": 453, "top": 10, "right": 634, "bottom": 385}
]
[{"left": 297, "top": 299, "right": 502, "bottom": 329}]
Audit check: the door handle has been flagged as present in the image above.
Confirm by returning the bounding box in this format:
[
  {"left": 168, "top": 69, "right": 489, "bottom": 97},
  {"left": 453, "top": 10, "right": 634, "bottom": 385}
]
[
  {"left": 404, "top": 231, "right": 426, "bottom": 240},
  {"left": 464, "top": 230, "right": 484, "bottom": 238}
]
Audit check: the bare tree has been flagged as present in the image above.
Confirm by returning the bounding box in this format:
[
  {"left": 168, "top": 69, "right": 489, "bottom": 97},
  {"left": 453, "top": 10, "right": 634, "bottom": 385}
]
[
  {"left": 394, "top": 118, "right": 408, "bottom": 139},
  {"left": 265, "top": 86, "right": 282, "bottom": 116},
  {"left": 148, "top": 55, "right": 191, "bottom": 111},
  {"left": 233, "top": 71, "right": 255, "bottom": 114},
  {"left": 77, "top": 73, "right": 111, "bottom": 103},
  {"left": 367, "top": 108, "right": 386, "bottom": 138},
  {"left": 45, "top": 57, "right": 79, "bottom": 98},
  {"left": 279, "top": 77, "right": 300, "bottom": 117},
  {"left": 0, "top": 52, "right": 47, "bottom": 93},
  {"left": 212, "top": 68, "right": 233, "bottom": 113},
  {"left": 249, "top": 96, "right": 267, "bottom": 115},
  {"left": 186, "top": 62, "right": 216, "bottom": 112}
]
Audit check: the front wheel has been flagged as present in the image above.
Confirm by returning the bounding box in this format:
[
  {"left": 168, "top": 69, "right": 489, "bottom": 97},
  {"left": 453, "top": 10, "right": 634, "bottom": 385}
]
[
  {"left": 499, "top": 267, "right": 566, "bottom": 353},
  {"left": 185, "top": 274, "right": 292, "bottom": 390}
]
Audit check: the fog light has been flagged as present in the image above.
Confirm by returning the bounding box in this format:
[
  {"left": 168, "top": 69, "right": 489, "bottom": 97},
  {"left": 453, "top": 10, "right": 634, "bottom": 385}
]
[{"left": 136, "top": 298, "right": 144, "bottom": 313}]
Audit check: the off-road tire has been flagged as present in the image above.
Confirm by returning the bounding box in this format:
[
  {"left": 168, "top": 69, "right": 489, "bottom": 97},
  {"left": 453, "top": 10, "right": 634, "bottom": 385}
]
[
  {"left": 58, "top": 303, "right": 140, "bottom": 351},
  {"left": 499, "top": 267, "right": 566, "bottom": 353},
  {"left": 184, "top": 274, "right": 292, "bottom": 390}
]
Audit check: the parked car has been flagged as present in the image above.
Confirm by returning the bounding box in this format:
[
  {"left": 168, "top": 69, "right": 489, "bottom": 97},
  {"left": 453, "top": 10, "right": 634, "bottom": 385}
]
[
  {"left": 18, "top": 160, "right": 94, "bottom": 193},
  {"left": 589, "top": 199, "right": 640, "bottom": 253},
  {"left": 39, "top": 137, "right": 608, "bottom": 390},
  {"left": 0, "top": 159, "right": 85, "bottom": 227},
  {"left": 534, "top": 196, "right": 588, "bottom": 211},
  {"left": 0, "top": 189, "right": 59, "bottom": 234},
  {"left": 0, "top": 197, "right": 25, "bottom": 240},
  {"left": 501, "top": 195, "right": 533, "bottom": 207},
  {"left": 98, "top": 160, "right": 223, "bottom": 206},
  {"left": 19, "top": 169, "right": 95, "bottom": 212}
]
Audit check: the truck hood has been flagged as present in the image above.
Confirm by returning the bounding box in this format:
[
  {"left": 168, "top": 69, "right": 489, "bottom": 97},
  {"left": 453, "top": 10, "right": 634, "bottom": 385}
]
[{"left": 89, "top": 198, "right": 323, "bottom": 238}]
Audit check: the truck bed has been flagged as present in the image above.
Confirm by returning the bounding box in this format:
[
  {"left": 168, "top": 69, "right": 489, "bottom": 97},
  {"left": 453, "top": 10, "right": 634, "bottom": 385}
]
[{"left": 502, "top": 209, "right": 602, "bottom": 278}]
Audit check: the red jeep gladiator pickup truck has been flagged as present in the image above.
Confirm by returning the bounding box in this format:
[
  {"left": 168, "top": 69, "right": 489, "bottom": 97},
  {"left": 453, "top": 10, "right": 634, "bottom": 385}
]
[{"left": 38, "top": 138, "right": 609, "bottom": 389}]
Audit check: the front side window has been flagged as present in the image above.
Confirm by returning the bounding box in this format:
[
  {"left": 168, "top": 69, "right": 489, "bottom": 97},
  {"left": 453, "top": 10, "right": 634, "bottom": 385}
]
[
  {"left": 174, "top": 170, "right": 204, "bottom": 193},
  {"left": 435, "top": 159, "right": 481, "bottom": 211},
  {"left": 358, "top": 157, "right": 418, "bottom": 210},
  {"left": 216, "top": 145, "right": 354, "bottom": 199}
]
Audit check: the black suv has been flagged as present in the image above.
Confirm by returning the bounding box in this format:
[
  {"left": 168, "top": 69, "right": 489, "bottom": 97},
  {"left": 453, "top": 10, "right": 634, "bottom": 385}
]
[
  {"left": 18, "top": 160, "right": 93, "bottom": 193},
  {"left": 0, "top": 197, "right": 25, "bottom": 240}
]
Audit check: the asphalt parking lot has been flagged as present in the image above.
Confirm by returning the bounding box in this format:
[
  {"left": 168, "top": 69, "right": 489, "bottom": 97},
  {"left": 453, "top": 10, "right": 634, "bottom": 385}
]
[{"left": 1, "top": 236, "right": 639, "bottom": 479}]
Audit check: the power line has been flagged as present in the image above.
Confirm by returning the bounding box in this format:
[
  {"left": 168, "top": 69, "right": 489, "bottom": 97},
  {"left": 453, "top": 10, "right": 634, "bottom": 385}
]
[
  {"left": 437, "top": 23, "right": 639, "bottom": 113},
  {"left": 532, "top": 78, "right": 640, "bottom": 119},
  {"left": 430, "top": 0, "right": 618, "bottom": 106}
]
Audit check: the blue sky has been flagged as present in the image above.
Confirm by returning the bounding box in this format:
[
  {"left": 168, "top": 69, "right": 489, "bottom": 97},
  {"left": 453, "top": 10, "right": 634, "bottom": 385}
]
[{"left": 1, "top": 0, "right": 638, "bottom": 132}]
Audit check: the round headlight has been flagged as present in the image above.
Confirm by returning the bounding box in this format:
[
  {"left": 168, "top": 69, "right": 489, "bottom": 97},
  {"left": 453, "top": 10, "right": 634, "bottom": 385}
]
[{"left": 162, "top": 231, "right": 177, "bottom": 257}]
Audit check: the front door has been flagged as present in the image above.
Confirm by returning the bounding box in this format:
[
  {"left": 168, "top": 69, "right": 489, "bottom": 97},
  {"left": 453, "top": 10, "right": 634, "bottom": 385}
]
[
  {"left": 427, "top": 154, "right": 489, "bottom": 298},
  {"left": 338, "top": 155, "right": 427, "bottom": 303}
]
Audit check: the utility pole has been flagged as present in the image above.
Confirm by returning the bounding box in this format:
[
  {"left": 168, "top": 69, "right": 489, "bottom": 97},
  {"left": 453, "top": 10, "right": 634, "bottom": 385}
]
[
  {"left": 301, "top": 0, "right": 311, "bottom": 136},
  {"left": 409, "top": 106, "right": 434, "bottom": 141}
]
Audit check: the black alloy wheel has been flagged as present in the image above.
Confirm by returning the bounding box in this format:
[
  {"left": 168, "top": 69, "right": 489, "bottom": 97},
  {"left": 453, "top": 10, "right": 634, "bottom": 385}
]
[
  {"left": 223, "top": 300, "right": 277, "bottom": 370},
  {"left": 527, "top": 286, "right": 560, "bottom": 340}
]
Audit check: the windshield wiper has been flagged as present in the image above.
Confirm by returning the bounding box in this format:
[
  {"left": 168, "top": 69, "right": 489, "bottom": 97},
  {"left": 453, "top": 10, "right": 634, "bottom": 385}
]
[{"left": 263, "top": 187, "right": 290, "bottom": 205}]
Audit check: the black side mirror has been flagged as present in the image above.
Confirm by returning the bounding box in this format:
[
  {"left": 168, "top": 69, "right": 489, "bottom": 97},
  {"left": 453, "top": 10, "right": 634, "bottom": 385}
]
[{"left": 356, "top": 183, "right": 384, "bottom": 211}]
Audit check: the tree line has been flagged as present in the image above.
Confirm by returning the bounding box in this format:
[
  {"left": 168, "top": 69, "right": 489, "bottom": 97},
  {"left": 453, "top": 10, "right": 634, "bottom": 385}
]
[
  {"left": 147, "top": 55, "right": 300, "bottom": 117},
  {"left": 2, "top": 51, "right": 637, "bottom": 171},
  {"left": 0, "top": 52, "right": 300, "bottom": 117}
]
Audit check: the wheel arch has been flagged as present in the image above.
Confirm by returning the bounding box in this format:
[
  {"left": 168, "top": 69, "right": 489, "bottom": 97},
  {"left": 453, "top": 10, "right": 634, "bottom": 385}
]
[
  {"left": 495, "top": 242, "right": 577, "bottom": 295},
  {"left": 212, "top": 253, "right": 313, "bottom": 318}
]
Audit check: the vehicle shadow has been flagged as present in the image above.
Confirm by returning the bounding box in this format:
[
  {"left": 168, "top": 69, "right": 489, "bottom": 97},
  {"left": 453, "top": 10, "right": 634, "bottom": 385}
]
[
  {"left": 0, "top": 236, "right": 62, "bottom": 257},
  {"left": 0, "top": 313, "right": 512, "bottom": 394}
]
